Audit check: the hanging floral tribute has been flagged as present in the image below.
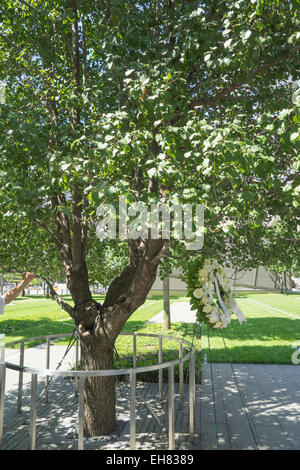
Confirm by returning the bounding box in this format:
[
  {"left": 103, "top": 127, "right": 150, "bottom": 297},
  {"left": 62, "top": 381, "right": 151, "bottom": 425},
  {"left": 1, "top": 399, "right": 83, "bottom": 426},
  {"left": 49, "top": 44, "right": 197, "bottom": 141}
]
[{"left": 186, "top": 258, "right": 246, "bottom": 329}]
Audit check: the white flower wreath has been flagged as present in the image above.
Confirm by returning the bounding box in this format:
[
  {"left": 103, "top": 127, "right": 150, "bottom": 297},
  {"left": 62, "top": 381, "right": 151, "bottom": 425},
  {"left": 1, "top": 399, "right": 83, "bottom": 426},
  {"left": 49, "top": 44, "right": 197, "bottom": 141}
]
[{"left": 191, "top": 258, "right": 246, "bottom": 329}]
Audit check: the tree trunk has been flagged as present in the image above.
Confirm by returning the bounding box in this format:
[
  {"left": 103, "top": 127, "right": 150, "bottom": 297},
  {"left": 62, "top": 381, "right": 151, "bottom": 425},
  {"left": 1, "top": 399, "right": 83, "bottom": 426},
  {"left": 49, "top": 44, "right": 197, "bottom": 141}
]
[
  {"left": 64, "top": 239, "right": 171, "bottom": 437},
  {"left": 280, "top": 272, "right": 284, "bottom": 294},
  {"left": 81, "top": 342, "right": 116, "bottom": 436},
  {"left": 283, "top": 271, "right": 287, "bottom": 294},
  {"left": 162, "top": 276, "right": 170, "bottom": 331},
  {"left": 73, "top": 288, "right": 117, "bottom": 437}
]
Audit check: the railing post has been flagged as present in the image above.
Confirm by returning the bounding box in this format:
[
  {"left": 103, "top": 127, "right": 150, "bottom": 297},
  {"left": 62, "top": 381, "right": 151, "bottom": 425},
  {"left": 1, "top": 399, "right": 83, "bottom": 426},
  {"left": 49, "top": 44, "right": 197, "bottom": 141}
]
[
  {"left": 29, "top": 373, "right": 38, "bottom": 450},
  {"left": 78, "top": 376, "right": 85, "bottom": 450},
  {"left": 75, "top": 337, "right": 79, "bottom": 397},
  {"left": 45, "top": 337, "right": 50, "bottom": 403},
  {"left": 133, "top": 334, "right": 137, "bottom": 369},
  {"left": 158, "top": 337, "right": 163, "bottom": 400},
  {"left": 189, "top": 353, "right": 195, "bottom": 439},
  {"left": 179, "top": 341, "right": 183, "bottom": 402},
  {"left": 17, "top": 341, "right": 24, "bottom": 413},
  {"left": 130, "top": 371, "right": 136, "bottom": 450},
  {"left": 0, "top": 363, "right": 6, "bottom": 448},
  {"left": 0, "top": 332, "right": 197, "bottom": 451},
  {"left": 168, "top": 365, "right": 175, "bottom": 450},
  {"left": 0, "top": 338, "right": 5, "bottom": 364},
  {"left": 193, "top": 353, "right": 196, "bottom": 406}
]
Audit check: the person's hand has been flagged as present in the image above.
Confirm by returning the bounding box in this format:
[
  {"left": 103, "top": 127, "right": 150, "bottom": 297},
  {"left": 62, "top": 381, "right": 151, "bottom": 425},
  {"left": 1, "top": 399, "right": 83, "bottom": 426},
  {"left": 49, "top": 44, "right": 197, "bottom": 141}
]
[{"left": 23, "top": 272, "right": 35, "bottom": 285}]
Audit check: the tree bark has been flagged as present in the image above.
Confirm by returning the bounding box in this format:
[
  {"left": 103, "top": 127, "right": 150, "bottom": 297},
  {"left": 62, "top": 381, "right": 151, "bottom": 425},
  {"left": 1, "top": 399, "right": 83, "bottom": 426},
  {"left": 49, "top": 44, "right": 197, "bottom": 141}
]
[
  {"left": 74, "top": 296, "right": 117, "bottom": 437},
  {"left": 280, "top": 272, "right": 284, "bottom": 294},
  {"left": 50, "top": 234, "right": 172, "bottom": 437},
  {"left": 162, "top": 276, "right": 171, "bottom": 331},
  {"left": 81, "top": 340, "right": 116, "bottom": 436}
]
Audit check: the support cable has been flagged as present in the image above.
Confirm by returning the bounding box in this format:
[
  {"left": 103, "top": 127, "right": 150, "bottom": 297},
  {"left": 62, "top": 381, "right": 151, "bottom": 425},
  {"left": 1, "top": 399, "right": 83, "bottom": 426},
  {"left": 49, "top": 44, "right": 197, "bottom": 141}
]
[{"left": 38, "top": 328, "right": 77, "bottom": 400}]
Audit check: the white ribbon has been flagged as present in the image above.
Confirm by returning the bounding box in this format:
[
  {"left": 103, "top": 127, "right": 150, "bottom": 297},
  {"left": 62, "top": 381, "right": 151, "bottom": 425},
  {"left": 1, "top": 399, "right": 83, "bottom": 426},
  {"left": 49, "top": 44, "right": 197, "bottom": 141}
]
[
  {"left": 214, "top": 277, "right": 247, "bottom": 326},
  {"left": 216, "top": 272, "right": 226, "bottom": 290},
  {"left": 230, "top": 299, "right": 247, "bottom": 325},
  {"left": 214, "top": 279, "right": 231, "bottom": 324}
]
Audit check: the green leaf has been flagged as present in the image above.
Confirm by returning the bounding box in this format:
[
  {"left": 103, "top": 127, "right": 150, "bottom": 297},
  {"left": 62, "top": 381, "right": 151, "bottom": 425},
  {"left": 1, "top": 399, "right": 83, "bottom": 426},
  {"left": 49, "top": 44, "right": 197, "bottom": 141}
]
[
  {"left": 290, "top": 132, "right": 299, "bottom": 142},
  {"left": 96, "top": 142, "right": 108, "bottom": 149},
  {"left": 147, "top": 168, "right": 156, "bottom": 178},
  {"left": 61, "top": 163, "right": 71, "bottom": 171},
  {"left": 240, "top": 30, "right": 252, "bottom": 43},
  {"left": 224, "top": 38, "right": 233, "bottom": 49}
]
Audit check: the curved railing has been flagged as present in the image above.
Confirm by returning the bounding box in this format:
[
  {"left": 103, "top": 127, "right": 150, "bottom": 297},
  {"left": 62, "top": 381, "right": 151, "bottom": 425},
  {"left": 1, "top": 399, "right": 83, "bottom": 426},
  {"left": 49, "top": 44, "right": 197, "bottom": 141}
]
[{"left": 0, "top": 332, "right": 197, "bottom": 450}]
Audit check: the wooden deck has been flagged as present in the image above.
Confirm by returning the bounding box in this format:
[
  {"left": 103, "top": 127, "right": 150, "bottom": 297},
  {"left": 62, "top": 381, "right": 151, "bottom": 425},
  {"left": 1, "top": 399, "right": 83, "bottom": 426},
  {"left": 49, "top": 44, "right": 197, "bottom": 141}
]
[
  {"left": 198, "top": 363, "right": 300, "bottom": 450},
  {"left": 1, "top": 360, "right": 300, "bottom": 450}
]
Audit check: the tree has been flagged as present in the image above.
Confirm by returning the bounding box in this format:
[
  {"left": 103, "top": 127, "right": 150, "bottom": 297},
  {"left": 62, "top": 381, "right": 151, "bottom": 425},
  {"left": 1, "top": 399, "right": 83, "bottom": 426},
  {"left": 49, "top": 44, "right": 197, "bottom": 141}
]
[
  {"left": 162, "top": 276, "right": 170, "bottom": 330},
  {"left": 0, "top": 0, "right": 299, "bottom": 435}
]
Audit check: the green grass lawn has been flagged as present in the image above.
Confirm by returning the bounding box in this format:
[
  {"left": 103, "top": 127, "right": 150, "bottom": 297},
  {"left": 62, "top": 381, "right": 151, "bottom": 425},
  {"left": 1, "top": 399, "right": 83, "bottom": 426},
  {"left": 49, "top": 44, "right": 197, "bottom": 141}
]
[
  {"left": 0, "top": 295, "right": 159, "bottom": 345},
  {"left": 0, "top": 292, "right": 299, "bottom": 375},
  {"left": 0, "top": 294, "right": 180, "bottom": 345},
  {"left": 0, "top": 294, "right": 200, "bottom": 382},
  {"left": 201, "top": 292, "right": 300, "bottom": 365}
]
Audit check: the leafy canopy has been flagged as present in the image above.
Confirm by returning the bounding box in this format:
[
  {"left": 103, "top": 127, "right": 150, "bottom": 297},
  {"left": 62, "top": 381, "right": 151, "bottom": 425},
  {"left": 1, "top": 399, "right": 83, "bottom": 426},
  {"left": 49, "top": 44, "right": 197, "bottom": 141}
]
[{"left": 0, "top": 0, "right": 299, "bottom": 281}]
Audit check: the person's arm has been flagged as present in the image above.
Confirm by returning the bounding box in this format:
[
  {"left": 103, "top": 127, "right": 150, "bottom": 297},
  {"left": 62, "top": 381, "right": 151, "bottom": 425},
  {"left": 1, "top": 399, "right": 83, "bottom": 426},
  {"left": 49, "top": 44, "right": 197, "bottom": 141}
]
[{"left": 5, "top": 272, "right": 35, "bottom": 305}]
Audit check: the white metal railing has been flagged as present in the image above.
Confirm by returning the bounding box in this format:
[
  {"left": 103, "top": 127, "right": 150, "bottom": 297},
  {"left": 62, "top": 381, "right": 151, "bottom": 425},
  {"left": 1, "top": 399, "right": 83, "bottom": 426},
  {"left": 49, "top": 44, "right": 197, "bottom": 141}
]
[{"left": 0, "top": 331, "right": 197, "bottom": 450}]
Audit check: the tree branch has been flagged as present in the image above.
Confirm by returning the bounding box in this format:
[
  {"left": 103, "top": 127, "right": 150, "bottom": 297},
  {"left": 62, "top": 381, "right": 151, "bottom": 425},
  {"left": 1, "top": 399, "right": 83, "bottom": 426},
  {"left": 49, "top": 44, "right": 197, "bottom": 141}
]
[
  {"left": 72, "top": 188, "right": 85, "bottom": 271},
  {"left": 41, "top": 275, "right": 75, "bottom": 319},
  {"left": 149, "top": 239, "right": 174, "bottom": 266},
  {"left": 189, "top": 45, "right": 300, "bottom": 110},
  {"left": 280, "top": 238, "right": 300, "bottom": 244},
  {"left": 33, "top": 218, "right": 64, "bottom": 248},
  {"left": 50, "top": 194, "right": 73, "bottom": 267},
  {"left": 15, "top": 0, "right": 73, "bottom": 57},
  {"left": 71, "top": 0, "right": 81, "bottom": 126}
]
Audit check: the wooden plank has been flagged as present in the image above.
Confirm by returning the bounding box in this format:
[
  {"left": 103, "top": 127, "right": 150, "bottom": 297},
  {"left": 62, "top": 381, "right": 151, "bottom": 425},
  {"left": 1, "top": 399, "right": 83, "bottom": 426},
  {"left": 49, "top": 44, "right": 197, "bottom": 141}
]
[
  {"left": 246, "top": 364, "right": 287, "bottom": 402},
  {"left": 214, "top": 363, "right": 258, "bottom": 450},
  {"left": 254, "top": 424, "right": 294, "bottom": 450},
  {"left": 266, "top": 365, "right": 300, "bottom": 399},
  {"left": 176, "top": 384, "right": 190, "bottom": 439},
  {"left": 246, "top": 363, "right": 297, "bottom": 431},
  {"left": 231, "top": 364, "right": 298, "bottom": 449},
  {"left": 277, "top": 365, "right": 300, "bottom": 388},
  {"left": 212, "top": 363, "right": 232, "bottom": 450},
  {"left": 259, "top": 365, "right": 300, "bottom": 449},
  {"left": 232, "top": 364, "right": 282, "bottom": 427},
  {"left": 211, "top": 363, "right": 230, "bottom": 424},
  {"left": 199, "top": 364, "right": 219, "bottom": 450},
  {"left": 199, "top": 364, "right": 216, "bottom": 424},
  {"left": 2, "top": 364, "right": 299, "bottom": 451}
]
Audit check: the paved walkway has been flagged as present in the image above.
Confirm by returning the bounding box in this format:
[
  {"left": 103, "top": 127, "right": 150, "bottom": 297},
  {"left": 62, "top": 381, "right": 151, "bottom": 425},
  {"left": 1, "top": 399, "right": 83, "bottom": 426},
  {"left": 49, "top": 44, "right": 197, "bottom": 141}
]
[
  {"left": 146, "top": 301, "right": 197, "bottom": 324},
  {"left": 1, "top": 341, "right": 300, "bottom": 450}
]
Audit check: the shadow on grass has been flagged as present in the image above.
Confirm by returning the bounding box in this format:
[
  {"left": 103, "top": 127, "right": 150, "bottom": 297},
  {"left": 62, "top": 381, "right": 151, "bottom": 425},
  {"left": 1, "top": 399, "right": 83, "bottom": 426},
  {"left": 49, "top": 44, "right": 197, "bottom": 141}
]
[
  {"left": 114, "top": 348, "right": 201, "bottom": 384},
  {"left": 121, "top": 320, "right": 149, "bottom": 333},
  {"left": 201, "top": 344, "right": 297, "bottom": 365},
  {"left": 199, "top": 316, "right": 300, "bottom": 365},
  {"left": 117, "top": 320, "right": 202, "bottom": 383},
  {"left": 10, "top": 295, "right": 60, "bottom": 301},
  {"left": 120, "top": 317, "right": 299, "bottom": 368},
  {"left": 206, "top": 316, "right": 299, "bottom": 342},
  {"left": 2, "top": 313, "right": 299, "bottom": 365}
]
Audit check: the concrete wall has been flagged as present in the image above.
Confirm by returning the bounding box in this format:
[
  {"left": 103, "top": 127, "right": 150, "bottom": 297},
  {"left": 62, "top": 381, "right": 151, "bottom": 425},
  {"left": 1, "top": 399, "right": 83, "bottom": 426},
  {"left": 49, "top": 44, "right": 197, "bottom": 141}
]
[{"left": 150, "top": 266, "right": 292, "bottom": 294}]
